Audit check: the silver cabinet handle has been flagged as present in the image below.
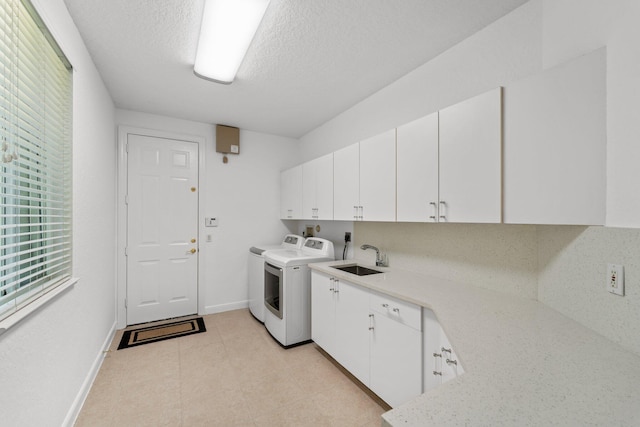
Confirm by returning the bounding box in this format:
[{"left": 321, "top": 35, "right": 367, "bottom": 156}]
[
  {"left": 439, "top": 200, "right": 446, "bottom": 221},
  {"left": 446, "top": 359, "right": 458, "bottom": 366},
  {"left": 392, "top": 307, "right": 400, "bottom": 313},
  {"left": 433, "top": 371, "right": 442, "bottom": 376},
  {"left": 433, "top": 353, "right": 442, "bottom": 358},
  {"left": 429, "top": 201, "right": 438, "bottom": 221},
  {"left": 382, "top": 303, "right": 389, "bottom": 308},
  {"left": 441, "top": 347, "right": 452, "bottom": 354}
]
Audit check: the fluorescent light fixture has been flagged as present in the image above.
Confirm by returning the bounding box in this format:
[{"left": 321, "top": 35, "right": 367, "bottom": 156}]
[{"left": 194, "top": 0, "right": 271, "bottom": 84}]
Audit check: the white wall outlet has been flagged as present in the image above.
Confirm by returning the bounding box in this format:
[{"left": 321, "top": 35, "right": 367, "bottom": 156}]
[
  {"left": 607, "top": 263, "right": 624, "bottom": 296},
  {"left": 205, "top": 217, "right": 218, "bottom": 227}
]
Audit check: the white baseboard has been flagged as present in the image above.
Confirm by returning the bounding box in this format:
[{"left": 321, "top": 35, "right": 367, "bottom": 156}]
[
  {"left": 203, "top": 300, "right": 249, "bottom": 315},
  {"left": 63, "top": 321, "right": 117, "bottom": 427}
]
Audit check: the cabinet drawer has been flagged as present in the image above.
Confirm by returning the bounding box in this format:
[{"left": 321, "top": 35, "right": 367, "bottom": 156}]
[{"left": 370, "top": 291, "right": 421, "bottom": 331}]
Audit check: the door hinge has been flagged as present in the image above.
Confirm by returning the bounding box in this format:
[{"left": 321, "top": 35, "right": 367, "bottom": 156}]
[
  {"left": 124, "top": 298, "right": 127, "bottom": 308},
  {"left": 125, "top": 143, "right": 129, "bottom": 153},
  {"left": 125, "top": 194, "right": 129, "bottom": 205},
  {"left": 124, "top": 247, "right": 128, "bottom": 256}
]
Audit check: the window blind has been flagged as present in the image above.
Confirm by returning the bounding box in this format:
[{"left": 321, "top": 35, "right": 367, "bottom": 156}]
[{"left": 0, "top": 0, "right": 72, "bottom": 321}]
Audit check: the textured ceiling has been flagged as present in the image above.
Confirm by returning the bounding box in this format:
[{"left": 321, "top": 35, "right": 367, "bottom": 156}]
[{"left": 62, "top": 0, "right": 528, "bottom": 138}]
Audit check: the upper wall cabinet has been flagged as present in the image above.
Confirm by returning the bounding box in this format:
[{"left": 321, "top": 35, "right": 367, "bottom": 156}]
[
  {"left": 438, "top": 88, "right": 503, "bottom": 223},
  {"left": 397, "top": 112, "right": 439, "bottom": 222},
  {"left": 503, "top": 49, "right": 606, "bottom": 225},
  {"left": 333, "top": 131, "right": 397, "bottom": 222},
  {"left": 333, "top": 143, "right": 360, "bottom": 221},
  {"left": 359, "top": 129, "right": 396, "bottom": 222},
  {"left": 280, "top": 165, "right": 302, "bottom": 219},
  {"left": 302, "top": 153, "right": 334, "bottom": 220}
]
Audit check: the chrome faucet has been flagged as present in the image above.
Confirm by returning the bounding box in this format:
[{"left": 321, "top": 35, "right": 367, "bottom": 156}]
[{"left": 360, "top": 244, "right": 387, "bottom": 267}]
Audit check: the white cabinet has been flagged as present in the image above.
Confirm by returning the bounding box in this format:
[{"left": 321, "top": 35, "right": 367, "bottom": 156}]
[
  {"left": 311, "top": 271, "right": 422, "bottom": 408},
  {"left": 333, "top": 277, "right": 371, "bottom": 385},
  {"left": 503, "top": 48, "right": 606, "bottom": 225},
  {"left": 333, "top": 143, "right": 360, "bottom": 221},
  {"left": 359, "top": 129, "right": 396, "bottom": 222},
  {"left": 311, "top": 271, "right": 370, "bottom": 384},
  {"left": 311, "top": 271, "right": 336, "bottom": 355},
  {"left": 369, "top": 291, "right": 422, "bottom": 408},
  {"left": 302, "top": 153, "right": 334, "bottom": 220},
  {"left": 280, "top": 165, "right": 302, "bottom": 219},
  {"left": 333, "top": 130, "right": 396, "bottom": 222},
  {"left": 396, "top": 113, "right": 439, "bottom": 222},
  {"left": 439, "top": 88, "right": 502, "bottom": 223},
  {"left": 423, "top": 308, "right": 464, "bottom": 391}
]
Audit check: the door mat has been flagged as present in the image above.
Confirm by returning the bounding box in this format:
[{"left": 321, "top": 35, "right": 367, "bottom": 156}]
[{"left": 117, "top": 317, "right": 206, "bottom": 350}]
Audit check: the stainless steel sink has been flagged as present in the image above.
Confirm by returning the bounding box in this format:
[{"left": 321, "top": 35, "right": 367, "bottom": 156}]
[{"left": 331, "top": 264, "right": 383, "bottom": 276}]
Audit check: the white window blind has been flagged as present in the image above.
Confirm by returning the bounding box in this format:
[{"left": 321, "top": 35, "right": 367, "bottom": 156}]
[{"left": 0, "top": 0, "right": 72, "bottom": 322}]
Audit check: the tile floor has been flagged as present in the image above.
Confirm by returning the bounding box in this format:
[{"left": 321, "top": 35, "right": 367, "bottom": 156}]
[{"left": 75, "top": 309, "right": 389, "bottom": 426}]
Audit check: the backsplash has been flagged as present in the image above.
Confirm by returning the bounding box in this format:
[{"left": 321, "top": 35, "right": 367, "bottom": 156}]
[
  {"left": 354, "top": 222, "right": 539, "bottom": 299},
  {"left": 355, "top": 222, "right": 640, "bottom": 356},
  {"left": 537, "top": 226, "right": 640, "bottom": 356}
]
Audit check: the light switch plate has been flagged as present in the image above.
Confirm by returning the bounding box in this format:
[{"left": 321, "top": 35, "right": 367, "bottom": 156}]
[{"left": 607, "top": 263, "right": 624, "bottom": 296}]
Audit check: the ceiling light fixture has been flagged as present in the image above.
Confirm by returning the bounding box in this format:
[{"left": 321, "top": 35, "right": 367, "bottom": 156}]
[{"left": 194, "top": 0, "right": 271, "bottom": 84}]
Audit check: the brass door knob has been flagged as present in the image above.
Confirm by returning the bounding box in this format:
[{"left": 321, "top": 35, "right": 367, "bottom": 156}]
[
  {"left": 190, "top": 248, "right": 196, "bottom": 254},
  {"left": 191, "top": 238, "right": 196, "bottom": 243}
]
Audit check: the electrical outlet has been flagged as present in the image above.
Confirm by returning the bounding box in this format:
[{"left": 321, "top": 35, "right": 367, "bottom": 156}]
[
  {"left": 344, "top": 232, "right": 351, "bottom": 243},
  {"left": 607, "top": 264, "right": 625, "bottom": 296}
]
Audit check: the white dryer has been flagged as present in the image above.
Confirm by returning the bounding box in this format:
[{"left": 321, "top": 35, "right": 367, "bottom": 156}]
[
  {"left": 248, "top": 234, "right": 303, "bottom": 322},
  {"left": 264, "top": 237, "right": 335, "bottom": 347}
]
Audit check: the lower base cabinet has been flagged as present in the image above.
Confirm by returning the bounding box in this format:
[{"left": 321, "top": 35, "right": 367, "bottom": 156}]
[
  {"left": 370, "top": 301, "right": 422, "bottom": 407},
  {"left": 311, "top": 271, "right": 422, "bottom": 408}
]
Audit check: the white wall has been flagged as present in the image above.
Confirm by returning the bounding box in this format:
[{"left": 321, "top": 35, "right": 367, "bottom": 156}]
[
  {"left": 297, "top": 0, "right": 640, "bottom": 356},
  {"left": 0, "top": 1, "right": 117, "bottom": 426},
  {"left": 115, "top": 110, "right": 299, "bottom": 315},
  {"left": 298, "top": 0, "right": 542, "bottom": 161}
]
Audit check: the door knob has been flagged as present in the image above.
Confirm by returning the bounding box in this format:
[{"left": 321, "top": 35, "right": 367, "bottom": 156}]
[
  {"left": 191, "top": 238, "right": 196, "bottom": 243},
  {"left": 190, "top": 248, "right": 196, "bottom": 254}
]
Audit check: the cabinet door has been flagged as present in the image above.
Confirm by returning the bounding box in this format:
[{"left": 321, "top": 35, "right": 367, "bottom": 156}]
[
  {"left": 359, "top": 129, "right": 396, "bottom": 222},
  {"left": 311, "top": 271, "right": 336, "bottom": 356},
  {"left": 334, "top": 279, "right": 370, "bottom": 386},
  {"left": 280, "top": 166, "right": 302, "bottom": 219},
  {"left": 503, "top": 48, "right": 605, "bottom": 225},
  {"left": 422, "top": 308, "right": 443, "bottom": 390},
  {"left": 439, "top": 329, "right": 464, "bottom": 384},
  {"left": 333, "top": 143, "right": 360, "bottom": 221},
  {"left": 370, "top": 313, "right": 422, "bottom": 408},
  {"left": 422, "top": 307, "right": 464, "bottom": 390},
  {"left": 315, "top": 153, "right": 334, "bottom": 220},
  {"left": 397, "top": 113, "right": 439, "bottom": 222},
  {"left": 302, "top": 159, "right": 316, "bottom": 220},
  {"left": 439, "top": 88, "right": 502, "bottom": 223}
]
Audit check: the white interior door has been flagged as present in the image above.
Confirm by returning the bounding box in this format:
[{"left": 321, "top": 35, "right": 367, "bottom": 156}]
[{"left": 126, "top": 134, "right": 199, "bottom": 325}]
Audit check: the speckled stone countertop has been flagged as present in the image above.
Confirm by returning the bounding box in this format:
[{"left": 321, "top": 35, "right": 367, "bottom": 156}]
[{"left": 309, "top": 260, "right": 640, "bottom": 426}]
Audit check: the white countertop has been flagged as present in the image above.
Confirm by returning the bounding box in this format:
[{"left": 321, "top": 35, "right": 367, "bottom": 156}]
[{"left": 309, "top": 260, "right": 640, "bottom": 426}]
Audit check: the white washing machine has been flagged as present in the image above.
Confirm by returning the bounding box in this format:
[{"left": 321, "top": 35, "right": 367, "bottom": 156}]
[
  {"left": 248, "top": 234, "right": 303, "bottom": 322},
  {"left": 263, "top": 237, "right": 335, "bottom": 347}
]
